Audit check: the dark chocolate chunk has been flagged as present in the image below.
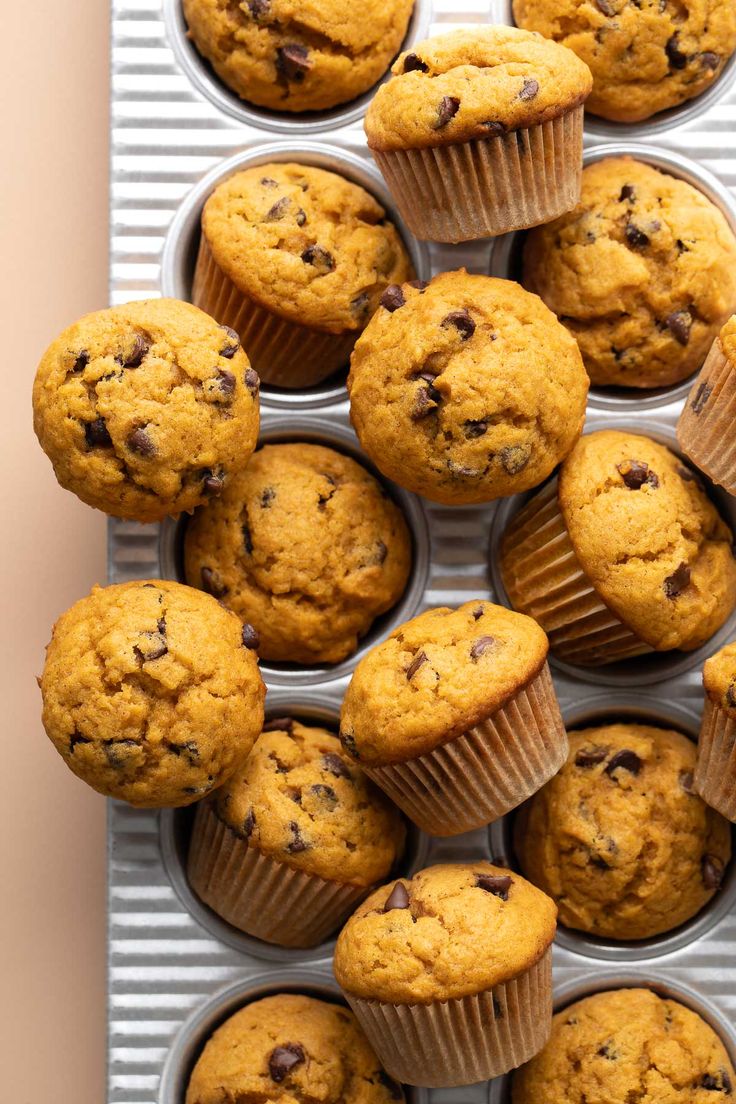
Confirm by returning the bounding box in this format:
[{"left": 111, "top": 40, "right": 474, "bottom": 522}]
[
  {"left": 470, "top": 635, "right": 496, "bottom": 660},
  {"left": 322, "top": 752, "right": 351, "bottom": 779},
  {"left": 264, "top": 196, "right": 291, "bottom": 221},
  {"left": 700, "top": 51, "right": 721, "bottom": 71},
  {"left": 200, "top": 567, "right": 228, "bottom": 599},
  {"left": 605, "top": 749, "right": 642, "bottom": 777},
  {"left": 72, "top": 351, "right": 89, "bottom": 373},
  {"left": 120, "top": 333, "right": 149, "bottom": 368},
  {"left": 84, "top": 418, "right": 112, "bottom": 448},
  {"left": 380, "top": 284, "right": 406, "bottom": 312},
  {"left": 241, "top": 623, "right": 260, "bottom": 650},
  {"left": 464, "top": 419, "right": 488, "bottom": 439},
  {"left": 384, "top": 882, "right": 410, "bottom": 911},
  {"left": 244, "top": 367, "right": 260, "bottom": 396},
  {"left": 441, "top": 308, "right": 475, "bottom": 339},
  {"left": 692, "top": 382, "right": 712, "bottom": 414},
  {"left": 301, "top": 244, "right": 335, "bottom": 272},
  {"left": 433, "top": 95, "right": 460, "bottom": 129},
  {"left": 269, "top": 1044, "right": 306, "bottom": 1082},
  {"left": 202, "top": 470, "right": 224, "bottom": 495},
  {"left": 276, "top": 44, "right": 312, "bottom": 83},
  {"left": 663, "top": 562, "right": 691, "bottom": 599},
  {"left": 666, "top": 33, "right": 689, "bottom": 70},
  {"left": 219, "top": 325, "right": 240, "bottom": 358},
  {"left": 406, "top": 651, "right": 428, "bottom": 679},
  {"left": 263, "top": 717, "right": 295, "bottom": 732},
  {"left": 476, "top": 874, "right": 512, "bottom": 899},
  {"left": 127, "top": 427, "right": 156, "bottom": 457},
  {"left": 286, "top": 821, "right": 310, "bottom": 853},
  {"left": 702, "top": 853, "right": 724, "bottom": 891},
  {"left": 665, "top": 310, "right": 692, "bottom": 346},
  {"left": 616, "top": 459, "right": 659, "bottom": 490},
  {"left": 408, "top": 279, "right": 429, "bottom": 291},
  {"left": 625, "top": 222, "right": 650, "bottom": 248},
  {"left": 701, "top": 1069, "right": 733, "bottom": 1092},
  {"left": 410, "top": 385, "right": 439, "bottom": 420},
  {"left": 499, "top": 445, "right": 530, "bottom": 475},
  {"left": 472, "top": 605, "right": 484, "bottom": 620},
  {"left": 403, "top": 52, "right": 429, "bottom": 73},
  {"left": 575, "top": 746, "right": 609, "bottom": 768},
  {"left": 216, "top": 369, "right": 236, "bottom": 398},
  {"left": 619, "top": 183, "right": 636, "bottom": 202},
  {"left": 518, "top": 78, "right": 540, "bottom": 101}
]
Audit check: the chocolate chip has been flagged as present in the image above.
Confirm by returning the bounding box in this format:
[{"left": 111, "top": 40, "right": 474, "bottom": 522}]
[
  {"left": 380, "top": 284, "right": 405, "bottom": 312},
  {"left": 263, "top": 717, "right": 295, "bottom": 732},
  {"left": 605, "top": 749, "right": 642, "bottom": 777},
  {"left": 403, "top": 52, "right": 428, "bottom": 73},
  {"left": 69, "top": 730, "right": 91, "bottom": 753},
  {"left": 260, "top": 487, "right": 275, "bottom": 508},
  {"left": 200, "top": 567, "right": 228, "bottom": 599},
  {"left": 384, "top": 882, "right": 410, "bottom": 911},
  {"left": 301, "top": 244, "right": 335, "bottom": 272},
  {"left": 476, "top": 874, "right": 512, "bottom": 899},
  {"left": 408, "top": 279, "right": 429, "bottom": 291},
  {"left": 470, "top": 635, "right": 495, "bottom": 660},
  {"left": 700, "top": 51, "right": 721, "bottom": 71},
  {"left": 666, "top": 33, "right": 688, "bottom": 70},
  {"left": 242, "top": 522, "right": 253, "bottom": 555},
  {"left": 127, "top": 427, "right": 156, "bottom": 457},
  {"left": 310, "top": 783, "right": 337, "bottom": 809},
  {"left": 462, "top": 420, "right": 487, "bottom": 440},
  {"left": 276, "top": 44, "right": 312, "bottom": 83},
  {"left": 84, "top": 418, "right": 112, "bottom": 448},
  {"left": 244, "top": 367, "right": 260, "bottom": 397},
  {"left": 692, "top": 382, "right": 712, "bottom": 414},
  {"left": 433, "top": 96, "right": 460, "bottom": 129},
  {"left": 219, "top": 326, "right": 240, "bottom": 358},
  {"left": 441, "top": 309, "right": 475, "bottom": 339},
  {"left": 518, "top": 78, "right": 539, "bottom": 101},
  {"left": 663, "top": 562, "right": 691, "bottom": 599},
  {"left": 472, "top": 605, "right": 484, "bottom": 620},
  {"left": 680, "top": 770, "right": 695, "bottom": 795},
  {"left": 322, "top": 753, "right": 351, "bottom": 779},
  {"left": 726, "top": 683, "right": 736, "bottom": 709},
  {"left": 595, "top": 0, "right": 615, "bottom": 14},
  {"left": 591, "top": 854, "right": 611, "bottom": 870},
  {"left": 214, "top": 369, "right": 236, "bottom": 400},
  {"left": 617, "top": 459, "right": 659, "bottom": 490},
  {"left": 260, "top": 177, "right": 278, "bottom": 187},
  {"left": 134, "top": 632, "right": 168, "bottom": 662},
  {"left": 406, "top": 651, "right": 427, "bottom": 679},
  {"left": 410, "top": 385, "right": 439, "bottom": 420},
  {"left": 104, "top": 739, "right": 139, "bottom": 767},
  {"left": 121, "top": 333, "right": 149, "bottom": 368},
  {"left": 480, "top": 120, "right": 505, "bottom": 136},
  {"left": 269, "top": 1044, "right": 306, "bottom": 1082},
  {"left": 499, "top": 445, "right": 530, "bottom": 475},
  {"left": 575, "top": 746, "right": 609, "bottom": 767},
  {"left": 665, "top": 310, "right": 692, "bottom": 346},
  {"left": 351, "top": 292, "right": 370, "bottom": 318},
  {"left": 242, "top": 808, "right": 256, "bottom": 839},
  {"left": 264, "top": 197, "right": 290, "bottom": 222},
  {"left": 702, "top": 853, "right": 725, "bottom": 891},
  {"left": 295, "top": 208, "right": 307, "bottom": 227},
  {"left": 597, "top": 1043, "right": 617, "bottom": 1058},
  {"left": 619, "top": 184, "right": 636, "bottom": 202},
  {"left": 286, "top": 821, "right": 310, "bottom": 853},
  {"left": 242, "top": 623, "right": 260, "bottom": 650},
  {"left": 340, "top": 730, "right": 359, "bottom": 759},
  {"left": 677, "top": 463, "right": 703, "bottom": 487},
  {"left": 247, "top": 0, "right": 270, "bottom": 16},
  {"left": 202, "top": 470, "right": 224, "bottom": 495},
  {"left": 625, "top": 222, "right": 650, "bottom": 248},
  {"left": 376, "top": 1071, "right": 403, "bottom": 1100},
  {"left": 72, "top": 351, "right": 89, "bottom": 373},
  {"left": 373, "top": 540, "right": 388, "bottom": 565}
]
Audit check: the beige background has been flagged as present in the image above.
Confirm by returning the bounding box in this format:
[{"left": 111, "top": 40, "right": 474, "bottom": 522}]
[{"left": 1, "top": 3, "right": 110, "bottom": 1098}]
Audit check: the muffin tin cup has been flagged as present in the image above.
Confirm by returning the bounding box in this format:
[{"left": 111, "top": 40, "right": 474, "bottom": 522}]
[
  {"left": 372, "top": 107, "right": 584, "bottom": 243},
  {"left": 341, "top": 946, "right": 553, "bottom": 1088},
  {"left": 695, "top": 698, "right": 736, "bottom": 823},
  {"left": 363, "top": 662, "right": 568, "bottom": 836},
  {"left": 677, "top": 336, "right": 736, "bottom": 496}
]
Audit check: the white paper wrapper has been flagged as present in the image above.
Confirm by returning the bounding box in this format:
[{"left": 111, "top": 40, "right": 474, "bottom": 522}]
[
  {"left": 677, "top": 336, "right": 736, "bottom": 495},
  {"left": 695, "top": 696, "right": 736, "bottom": 822}
]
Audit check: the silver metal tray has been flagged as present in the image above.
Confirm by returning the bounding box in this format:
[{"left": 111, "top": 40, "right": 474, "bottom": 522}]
[{"left": 108, "top": 1, "right": 736, "bottom": 1099}]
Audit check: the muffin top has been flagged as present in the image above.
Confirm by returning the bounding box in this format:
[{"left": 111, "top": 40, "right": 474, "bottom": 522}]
[
  {"left": 720, "top": 314, "right": 736, "bottom": 364},
  {"left": 211, "top": 719, "right": 406, "bottom": 886},
  {"left": 184, "top": 442, "right": 412, "bottom": 665},
  {"left": 513, "top": 0, "right": 736, "bottom": 124},
  {"left": 40, "top": 580, "right": 265, "bottom": 808},
  {"left": 181, "top": 0, "right": 415, "bottom": 114},
  {"left": 348, "top": 270, "right": 589, "bottom": 506},
  {"left": 365, "top": 26, "right": 592, "bottom": 151},
  {"left": 512, "top": 987, "right": 736, "bottom": 1103},
  {"left": 200, "top": 164, "right": 413, "bottom": 334},
  {"left": 523, "top": 157, "right": 736, "bottom": 389},
  {"left": 704, "top": 641, "right": 736, "bottom": 717},
  {"left": 32, "top": 298, "right": 260, "bottom": 523},
  {"left": 558, "top": 430, "right": 736, "bottom": 651},
  {"left": 515, "top": 723, "right": 731, "bottom": 941},
  {"left": 185, "top": 993, "right": 405, "bottom": 1104},
  {"left": 339, "top": 601, "right": 549, "bottom": 767},
  {"left": 333, "top": 862, "right": 556, "bottom": 1003}
]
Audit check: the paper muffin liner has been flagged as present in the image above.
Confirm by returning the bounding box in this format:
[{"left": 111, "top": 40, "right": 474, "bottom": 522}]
[
  {"left": 677, "top": 337, "right": 736, "bottom": 495},
  {"left": 363, "top": 662, "right": 567, "bottom": 836},
  {"left": 371, "top": 107, "right": 583, "bottom": 243},
  {"left": 192, "top": 234, "right": 358, "bottom": 388},
  {"left": 500, "top": 479, "right": 653, "bottom": 667},
  {"left": 187, "top": 801, "right": 371, "bottom": 948},
  {"left": 695, "top": 697, "right": 736, "bottom": 822},
  {"left": 341, "top": 946, "right": 552, "bottom": 1087}
]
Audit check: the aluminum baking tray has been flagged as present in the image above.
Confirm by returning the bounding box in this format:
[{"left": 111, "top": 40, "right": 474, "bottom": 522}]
[{"left": 108, "top": 1, "right": 736, "bottom": 1100}]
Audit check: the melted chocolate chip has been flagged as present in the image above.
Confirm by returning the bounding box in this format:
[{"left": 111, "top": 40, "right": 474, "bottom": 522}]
[
  {"left": 72, "top": 351, "right": 89, "bottom": 373},
  {"left": 263, "top": 717, "right": 295, "bottom": 732},
  {"left": 575, "top": 746, "right": 609, "bottom": 768},
  {"left": 301, "top": 244, "right": 335, "bottom": 272},
  {"left": 625, "top": 222, "right": 650, "bottom": 248},
  {"left": 264, "top": 196, "right": 291, "bottom": 222},
  {"left": 84, "top": 418, "right": 112, "bottom": 448},
  {"left": 269, "top": 1044, "right": 306, "bottom": 1082},
  {"left": 702, "top": 853, "right": 725, "bottom": 891},
  {"left": 322, "top": 752, "right": 351, "bottom": 779},
  {"left": 470, "top": 635, "right": 495, "bottom": 660},
  {"left": 433, "top": 95, "right": 460, "bottom": 129},
  {"left": 406, "top": 651, "right": 428, "bottom": 679},
  {"left": 666, "top": 33, "right": 689, "bottom": 70},
  {"left": 121, "top": 334, "right": 149, "bottom": 369},
  {"left": 665, "top": 310, "right": 692, "bottom": 346},
  {"left": 692, "top": 382, "right": 712, "bottom": 414},
  {"left": 464, "top": 419, "right": 488, "bottom": 439},
  {"left": 244, "top": 367, "right": 260, "bottom": 397},
  {"left": 403, "top": 52, "right": 429, "bottom": 73},
  {"left": 476, "top": 874, "right": 512, "bottom": 899},
  {"left": 202, "top": 470, "right": 225, "bottom": 495},
  {"left": 127, "top": 427, "right": 156, "bottom": 457},
  {"left": 241, "top": 623, "right": 260, "bottom": 650},
  {"left": 605, "top": 749, "right": 642, "bottom": 777},
  {"left": 700, "top": 51, "right": 721, "bottom": 71},
  {"left": 441, "top": 308, "right": 475, "bottom": 339},
  {"left": 134, "top": 631, "right": 168, "bottom": 663},
  {"left": 380, "top": 284, "right": 405, "bottom": 312},
  {"left": 243, "top": 808, "right": 256, "bottom": 838},
  {"left": 215, "top": 369, "right": 236, "bottom": 399},
  {"left": 518, "top": 78, "right": 539, "bottom": 101},
  {"left": 200, "top": 567, "right": 228, "bottom": 599},
  {"left": 410, "top": 384, "right": 439, "bottom": 420},
  {"left": 499, "top": 445, "right": 530, "bottom": 475},
  {"left": 663, "top": 562, "right": 691, "bottom": 599},
  {"left": 617, "top": 459, "right": 659, "bottom": 490},
  {"left": 286, "top": 821, "right": 310, "bottom": 853},
  {"left": 619, "top": 183, "right": 636, "bottom": 202},
  {"left": 384, "top": 882, "right": 410, "bottom": 911},
  {"left": 276, "top": 44, "right": 312, "bottom": 82}
]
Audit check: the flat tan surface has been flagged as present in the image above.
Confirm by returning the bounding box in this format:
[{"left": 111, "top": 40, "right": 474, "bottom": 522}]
[{"left": 0, "top": 2, "right": 109, "bottom": 1098}]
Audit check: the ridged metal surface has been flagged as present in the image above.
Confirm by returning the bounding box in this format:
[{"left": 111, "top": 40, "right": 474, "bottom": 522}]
[{"left": 109, "top": 1, "right": 736, "bottom": 1100}]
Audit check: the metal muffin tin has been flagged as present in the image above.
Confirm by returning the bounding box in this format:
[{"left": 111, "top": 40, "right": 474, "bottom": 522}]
[{"left": 108, "top": 1, "right": 736, "bottom": 1100}]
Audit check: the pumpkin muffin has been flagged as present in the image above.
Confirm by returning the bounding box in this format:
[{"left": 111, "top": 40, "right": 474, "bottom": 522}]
[
  {"left": 365, "top": 26, "right": 592, "bottom": 241},
  {"left": 501, "top": 430, "right": 736, "bottom": 666},
  {"left": 348, "top": 271, "right": 589, "bottom": 506},
  {"left": 32, "top": 298, "right": 260, "bottom": 523},
  {"left": 192, "top": 162, "right": 414, "bottom": 388},
  {"left": 696, "top": 642, "right": 736, "bottom": 822},
  {"left": 182, "top": 0, "right": 416, "bottom": 113},
  {"left": 515, "top": 723, "right": 731, "bottom": 940},
  {"left": 338, "top": 600, "right": 567, "bottom": 835},
  {"left": 187, "top": 718, "right": 406, "bottom": 948},
  {"left": 512, "top": 988, "right": 736, "bottom": 1103},
  {"left": 186, "top": 993, "right": 406, "bottom": 1104},
  {"left": 184, "top": 442, "right": 412, "bottom": 665},
  {"left": 39, "top": 580, "right": 265, "bottom": 808},
  {"left": 523, "top": 157, "right": 736, "bottom": 389},
  {"left": 513, "top": 0, "right": 736, "bottom": 124},
  {"left": 678, "top": 315, "right": 736, "bottom": 494},
  {"left": 333, "top": 862, "right": 557, "bottom": 1086}
]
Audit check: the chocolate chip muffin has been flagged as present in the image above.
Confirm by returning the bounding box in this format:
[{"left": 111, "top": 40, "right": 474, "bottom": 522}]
[
  {"left": 365, "top": 26, "right": 592, "bottom": 241},
  {"left": 333, "top": 862, "right": 557, "bottom": 1086},
  {"left": 515, "top": 723, "right": 731, "bottom": 940},
  {"left": 678, "top": 315, "right": 736, "bottom": 494},
  {"left": 513, "top": 0, "right": 736, "bottom": 123},
  {"left": 32, "top": 298, "right": 260, "bottom": 523},
  {"left": 40, "top": 580, "right": 265, "bottom": 807},
  {"left": 183, "top": 443, "right": 412, "bottom": 665},
  {"left": 187, "top": 718, "right": 406, "bottom": 948},
  {"left": 501, "top": 430, "right": 736, "bottom": 666},
  {"left": 182, "top": 0, "right": 415, "bottom": 113},
  {"left": 348, "top": 271, "right": 589, "bottom": 506},
  {"left": 523, "top": 157, "right": 736, "bottom": 388},
  {"left": 339, "top": 600, "right": 567, "bottom": 836},
  {"left": 185, "top": 993, "right": 406, "bottom": 1104},
  {"left": 512, "top": 987, "right": 736, "bottom": 1103},
  {"left": 193, "top": 162, "right": 414, "bottom": 388},
  {"left": 696, "top": 642, "right": 736, "bottom": 821}
]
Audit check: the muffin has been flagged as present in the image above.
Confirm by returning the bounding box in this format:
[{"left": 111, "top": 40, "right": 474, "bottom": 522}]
[
  {"left": 338, "top": 600, "right": 567, "bottom": 836},
  {"left": 185, "top": 993, "right": 406, "bottom": 1104},
  {"left": 522, "top": 157, "right": 736, "bottom": 388},
  {"left": 500, "top": 430, "right": 736, "bottom": 666},
  {"left": 512, "top": 987, "right": 736, "bottom": 1102},
  {"left": 348, "top": 271, "right": 589, "bottom": 506},
  {"left": 513, "top": 0, "right": 736, "bottom": 124},
  {"left": 696, "top": 642, "right": 736, "bottom": 821},
  {"left": 32, "top": 298, "right": 260, "bottom": 523},
  {"left": 192, "top": 163, "right": 414, "bottom": 388},
  {"left": 678, "top": 316, "right": 736, "bottom": 494},
  {"left": 515, "top": 723, "right": 731, "bottom": 940},
  {"left": 40, "top": 580, "right": 265, "bottom": 807},
  {"left": 365, "top": 26, "right": 592, "bottom": 242},
  {"left": 181, "top": 0, "right": 416, "bottom": 113},
  {"left": 333, "top": 862, "right": 557, "bottom": 1087},
  {"left": 183, "top": 442, "right": 412, "bottom": 665},
  {"left": 187, "top": 719, "right": 406, "bottom": 948}
]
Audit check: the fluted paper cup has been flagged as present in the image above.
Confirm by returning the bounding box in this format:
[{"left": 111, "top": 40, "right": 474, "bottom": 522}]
[
  {"left": 371, "top": 108, "right": 583, "bottom": 243},
  {"left": 341, "top": 946, "right": 552, "bottom": 1087},
  {"left": 695, "top": 697, "right": 736, "bottom": 822},
  {"left": 187, "top": 802, "right": 370, "bottom": 948},
  {"left": 678, "top": 336, "right": 736, "bottom": 495},
  {"left": 363, "top": 662, "right": 567, "bottom": 836}
]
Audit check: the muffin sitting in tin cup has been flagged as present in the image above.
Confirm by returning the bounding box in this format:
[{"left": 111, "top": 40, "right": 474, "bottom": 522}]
[
  {"left": 696, "top": 641, "right": 736, "bottom": 822},
  {"left": 678, "top": 315, "right": 736, "bottom": 495}
]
